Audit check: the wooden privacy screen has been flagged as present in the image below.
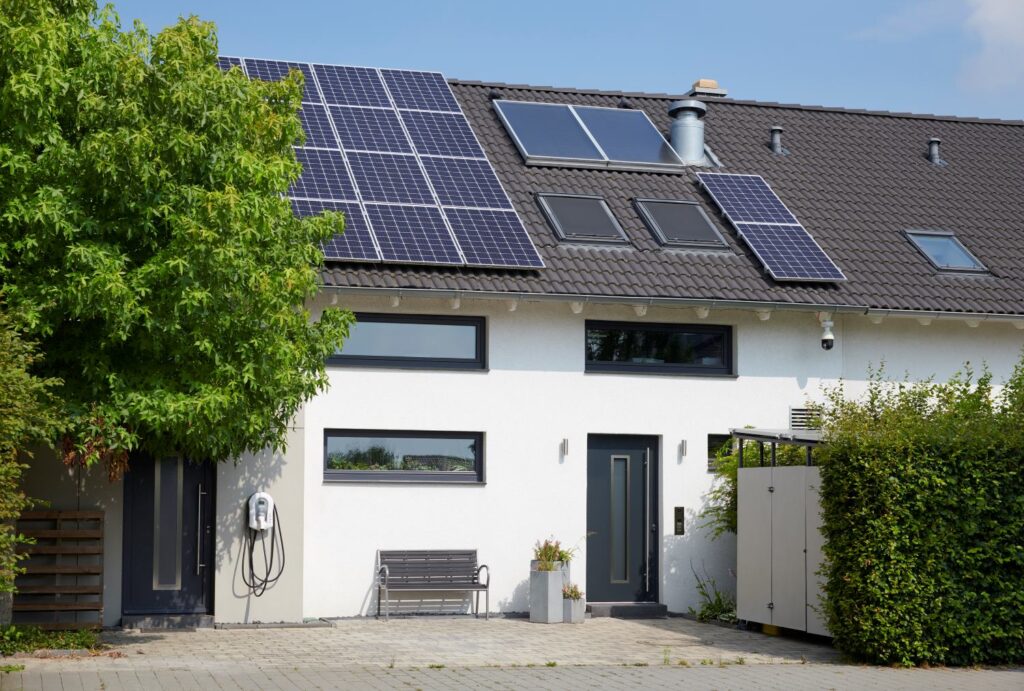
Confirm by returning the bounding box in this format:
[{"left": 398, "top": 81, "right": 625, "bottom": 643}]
[{"left": 14, "top": 511, "right": 104, "bottom": 630}]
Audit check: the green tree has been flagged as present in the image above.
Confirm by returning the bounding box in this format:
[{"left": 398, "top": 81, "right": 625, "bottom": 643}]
[
  {"left": 0, "top": 0, "right": 351, "bottom": 474},
  {"left": 0, "top": 306, "right": 62, "bottom": 591}
]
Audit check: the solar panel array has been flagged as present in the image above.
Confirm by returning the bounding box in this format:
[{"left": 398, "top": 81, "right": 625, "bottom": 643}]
[
  {"left": 225, "top": 57, "right": 544, "bottom": 270},
  {"left": 696, "top": 173, "right": 845, "bottom": 282}
]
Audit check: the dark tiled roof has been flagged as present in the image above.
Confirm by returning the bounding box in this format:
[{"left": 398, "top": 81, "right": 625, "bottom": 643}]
[{"left": 322, "top": 80, "right": 1024, "bottom": 315}]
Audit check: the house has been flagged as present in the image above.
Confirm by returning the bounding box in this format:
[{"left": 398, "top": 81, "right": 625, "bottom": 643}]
[{"left": 18, "top": 59, "right": 1024, "bottom": 627}]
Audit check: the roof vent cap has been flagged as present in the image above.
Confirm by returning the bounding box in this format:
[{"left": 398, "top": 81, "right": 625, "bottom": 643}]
[
  {"left": 688, "top": 78, "right": 728, "bottom": 99},
  {"left": 927, "top": 137, "right": 946, "bottom": 166},
  {"left": 770, "top": 125, "right": 787, "bottom": 155},
  {"left": 667, "top": 99, "right": 707, "bottom": 165}
]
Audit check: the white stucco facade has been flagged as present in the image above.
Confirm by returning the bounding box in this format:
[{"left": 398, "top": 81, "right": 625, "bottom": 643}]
[
  {"left": 23, "top": 292, "right": 1024, "bottom": 625},
  {"left": 288, "top": 293, "right": 1024, "bottom": 620}
]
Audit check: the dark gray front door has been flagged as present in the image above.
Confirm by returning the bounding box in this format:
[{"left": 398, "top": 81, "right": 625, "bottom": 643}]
[
  {"left": 122, "top": 454, "right": 214, "bottom": 615},
  {"left": 586, "top": 435, "right": 658, "bottom": 603}
]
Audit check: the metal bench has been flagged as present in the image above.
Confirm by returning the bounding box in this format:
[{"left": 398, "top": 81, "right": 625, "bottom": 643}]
[{"left": 376, "top": 550, "right": 490, "bottom": 620}]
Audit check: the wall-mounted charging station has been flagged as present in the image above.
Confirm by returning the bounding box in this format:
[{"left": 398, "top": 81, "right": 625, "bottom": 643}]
[{"left": 241, "top": 491, "right": 285, "bottom": 597}]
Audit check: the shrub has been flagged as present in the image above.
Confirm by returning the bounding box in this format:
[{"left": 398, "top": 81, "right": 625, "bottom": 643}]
[{"left": 817, "top": 364, "right": 1024, "bottom": 666}]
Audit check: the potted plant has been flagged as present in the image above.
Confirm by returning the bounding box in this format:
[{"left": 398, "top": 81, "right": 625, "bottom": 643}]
[
  {"left": 530, "top": 538, "right": 572, "bottom": 586},
  {"left": 529, "top": 539, "right": 571, "bottom": 623},
  {"left": 563, "top": 583, "right": 585, "bottom": 624}
]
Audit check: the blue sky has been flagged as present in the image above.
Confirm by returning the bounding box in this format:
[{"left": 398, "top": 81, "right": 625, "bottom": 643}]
[{"left": 114, "top": 0, "right": 1024, "bottom": 120}]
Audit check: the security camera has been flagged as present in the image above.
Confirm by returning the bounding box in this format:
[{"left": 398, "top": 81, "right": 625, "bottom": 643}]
[{"left": 821, "top": 320, "right": 835, "bottom": 351}]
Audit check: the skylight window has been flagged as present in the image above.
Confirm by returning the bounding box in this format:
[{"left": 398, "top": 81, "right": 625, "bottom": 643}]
[
  {"left": 538, "top": 194, "right": 626, "bottom": 243},
  {"left": 906, "top": 230, "right": 987, "bottom": 272},
  {"left": 494, "top": 100, "right": 684, "bottom": 173},
  {"left": 635, "top": 199, "right": 727, "bottom": 248}
]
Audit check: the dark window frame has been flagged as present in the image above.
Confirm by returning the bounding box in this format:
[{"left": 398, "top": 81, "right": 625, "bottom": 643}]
[
  {"left": 633, "top": 198, "right": 729, "bottom": 249},
  {"left": 904, "top": 229, "right": 988, "bottom": 274},
  {"left": 323, "top": 429, "right": 485, "bottom": 484},
  {"left": 328, "top": 313, "right": 487, "bottom": 370},
  {"left": 536, "top": 193, "right": 629, "bottom": 245},
  {"left": 707, "top": 434, "right": 733, "bottom": 473},
  {"left": 585, "top": 320, "right": 735, "bottom": 376}
]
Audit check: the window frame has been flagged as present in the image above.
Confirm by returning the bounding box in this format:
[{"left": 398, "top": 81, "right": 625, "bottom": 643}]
[
  {"left": 584, "top": 320, "right": 735, "bottom": 377},
  {"left": 537, "top": 193, "right": 629, "bottom": 244},
  {"left": 706, "top": 434, "right": 733, "bottom": 473},
  {"left": 633, "top": 198, "right": 729, "bottom": 249},
  {"left": 904, "top": 229, "right": 988, "bottom": 274},
  {"left": 323, "top": 429, "right": 486, "bottom": 484},
  {"left": 328, "top": 313, "right": 487, "bottom": 371}
]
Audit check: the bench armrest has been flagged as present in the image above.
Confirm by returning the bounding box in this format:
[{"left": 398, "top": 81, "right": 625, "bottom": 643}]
[
  {"left": 476, "top": 564, "right": 490, "bottom": 588},
  {"left": 378, "top": 564, "right": 390, "bottom": 588}
]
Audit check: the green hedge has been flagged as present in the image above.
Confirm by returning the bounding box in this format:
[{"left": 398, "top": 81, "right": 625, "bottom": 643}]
[{"left": 817, "top": 365, "right": 1024, "bottom": 666}]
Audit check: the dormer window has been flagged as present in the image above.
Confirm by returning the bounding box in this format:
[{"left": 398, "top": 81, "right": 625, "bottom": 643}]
[{"left": 906, "top": 230, "right": 987, "bottom": 273}]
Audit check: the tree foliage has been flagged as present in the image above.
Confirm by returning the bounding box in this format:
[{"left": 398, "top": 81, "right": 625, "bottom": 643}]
[
  {"left": 0, "top": 306, "right": 61, "bottom": 590},
  {"left": 817, "top": 364, "right": 1024, "bottom": 666},
  {"left": 0, "top": 0, "right": 351, "bottom": 471}
]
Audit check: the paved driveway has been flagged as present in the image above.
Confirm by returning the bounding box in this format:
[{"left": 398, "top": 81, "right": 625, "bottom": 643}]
[{"left": 2, "top": 617, "right": 1021, "bottom": 689}]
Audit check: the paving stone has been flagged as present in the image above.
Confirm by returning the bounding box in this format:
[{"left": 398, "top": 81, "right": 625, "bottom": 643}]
[{"left": 0, "top": 617, "right": 1020, "bottom": 690}]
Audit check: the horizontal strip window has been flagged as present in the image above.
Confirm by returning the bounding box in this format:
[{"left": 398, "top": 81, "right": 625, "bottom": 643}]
[
  {"left": 324, "top": 429, "right": 484, "bottom": 483},
  {"left": 329, "top": 314, "right": 486, "bottom": 370},
  {"left": 585, "top": 320, "right": 733, "bottom": 376}
]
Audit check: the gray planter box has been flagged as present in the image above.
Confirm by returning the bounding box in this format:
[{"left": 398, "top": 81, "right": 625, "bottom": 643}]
[
  {"left": 563, "top": 598, "right": 585, "bottom": 624},
  {"left": 530, "top": 560, "right": 570, "bottom": 587},
  {"left": 529, "top": 570, "right": 563, "bottom": 624}
]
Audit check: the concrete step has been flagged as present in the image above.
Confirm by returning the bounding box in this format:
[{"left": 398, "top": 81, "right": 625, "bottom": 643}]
[
  {"left": 122, "top": 614, "right": 214, "bottom": 630},
  {"left": 586, "top": 602, "right": 668, "bottom": 619}
]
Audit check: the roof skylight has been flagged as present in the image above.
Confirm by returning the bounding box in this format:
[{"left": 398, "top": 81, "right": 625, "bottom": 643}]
[
  {"left": 635, "top": 199, "right": 727, "bottom": 248},
  {"left": 494, "top": 100, "right": 684, "bottom": 173},
  {"left": 537, "top": 194, "right": 627, "bottom": 243},
  {"left": 906, "top": 230, "right": 987, "bottom": 272}
]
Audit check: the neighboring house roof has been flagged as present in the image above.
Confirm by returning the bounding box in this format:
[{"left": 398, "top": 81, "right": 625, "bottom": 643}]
[{"left": 322, "top": 79, "right": 1024, "bottom": 316}]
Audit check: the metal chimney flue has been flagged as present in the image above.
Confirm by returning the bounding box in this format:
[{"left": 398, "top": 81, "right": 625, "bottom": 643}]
[
  {"left": 927, "top": 137, "right": 943, "bottom": 165},
  {"left": 668, "top": 99, "right": 707, "bottom": 165},
  {"left": 770, "top": 125, "right": 785, "bottom": 155}
]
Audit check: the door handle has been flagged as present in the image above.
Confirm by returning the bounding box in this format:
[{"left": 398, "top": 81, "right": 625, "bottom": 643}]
[
  {"left": 644, "top": 449, "right": 650, "bottom": 594},
  {"left": 196, "top": 484, "right": 206, "bottom": 575}
]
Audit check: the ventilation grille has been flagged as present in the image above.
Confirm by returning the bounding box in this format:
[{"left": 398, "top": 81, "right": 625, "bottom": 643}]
[{"left": 789, "top": 407, "right": 821, "bottom": 430}]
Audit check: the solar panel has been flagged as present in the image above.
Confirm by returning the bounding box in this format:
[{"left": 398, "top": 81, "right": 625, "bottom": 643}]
[
  {"left": 696, "top": 172, "right": 844, "bottom": 282},
  {"left": 291, "top": 199, "right": 380, "bottom": 262},
  {"left": 574, "top": 107, "right": 683, "bottom": 167},
  {"left": 421, "top": 157, "right": 513, "bottom": 209},
  {"left": 696, "top": 173, "right": 798, "bottom": 225},
  {"left": 290, "top": 148, "right": 356, "bottom": 201},
  {"left": 366, "top": 204, "right": 463, "bottom": 265},
  {"left": 312, "top": 64, "right": 391, "bottom": 107},
  {"left": 401, "top": 111, "right": 485, "bottom": 158},
  {"left": 298, "top": 105, "right": 339, "bottom": 149},
  {"left": 243, "top": 58, "right": 321, "bottom": 103},
  {"left": 493, "top": 101, "right": 604, "bottom": 163},
  {"left": 328, "top": 106, "right": 412, "bottom": 154},
  {"left": 346, "top": 152, "right": 435, "bottom": 205},
  {"left": 217, "top": 56, "right": 242, "bottom": 72},
  {"left": 380, "top": 69, "right": 460, "bottom": 112},
  {"left": 228, "top": 56, "right": 545, "bottom": 270},
  {"left": 737, "top": 223, "right": 846, "bottom": 282},
  {"left": 444, "top": 208, "right": 544, "bottom": 268}
]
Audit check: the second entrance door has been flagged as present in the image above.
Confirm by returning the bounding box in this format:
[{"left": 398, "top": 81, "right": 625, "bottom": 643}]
[{"left": 586, "top": 435, "right": 659, "bottom": 603}]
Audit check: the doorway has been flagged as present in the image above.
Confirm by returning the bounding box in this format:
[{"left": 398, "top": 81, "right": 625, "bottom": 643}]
[
  {"left": 122, "top": 454, "right": 215, "bottom": 617},
  {"left": 586, "top": 435, "right": 659, "bottom": 603}
]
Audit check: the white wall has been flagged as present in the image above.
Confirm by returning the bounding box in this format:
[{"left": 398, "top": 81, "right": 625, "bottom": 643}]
[
  {"left": 213, "top": 412, "right": 306, "bottom": 624},
  {"left": 298, "top": 294, "right": 1024, "bottom": 618},
  {"left": 23, "top": 293, "right": 1021, "bottom": 624}
]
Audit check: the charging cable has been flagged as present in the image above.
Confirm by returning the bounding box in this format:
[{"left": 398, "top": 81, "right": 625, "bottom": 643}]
[{"left": 241, "top": 504, "right": 285, "bottom": 597}]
